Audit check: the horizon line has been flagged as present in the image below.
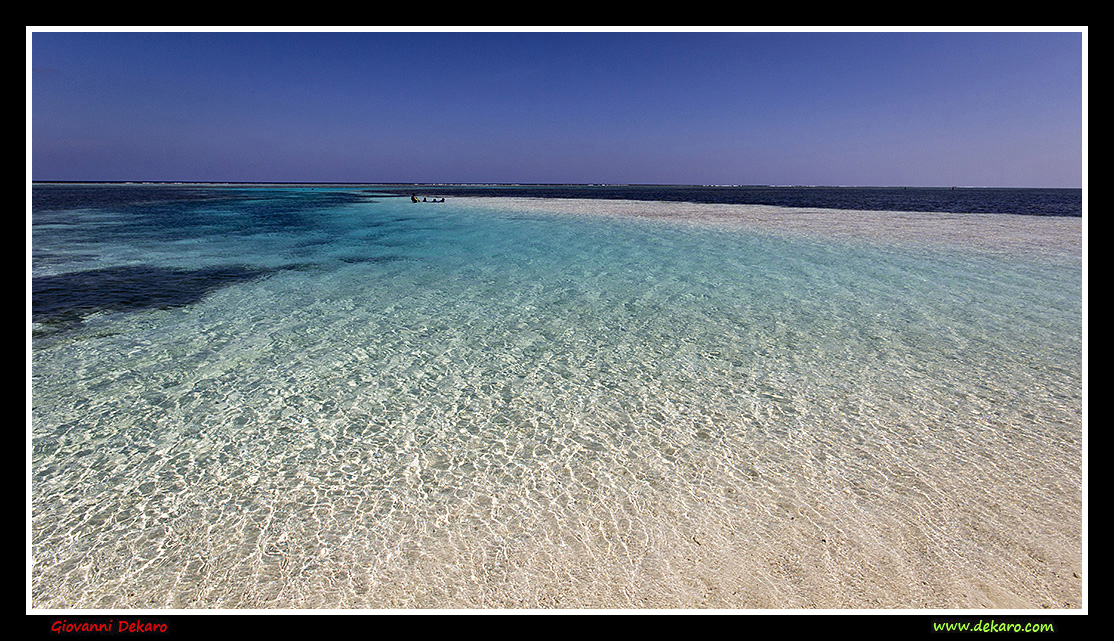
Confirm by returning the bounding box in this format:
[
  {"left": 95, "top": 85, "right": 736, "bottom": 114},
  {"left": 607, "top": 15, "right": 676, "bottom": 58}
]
[{"left": 28, "top": 180, "right": 1084, "bottom": 190}]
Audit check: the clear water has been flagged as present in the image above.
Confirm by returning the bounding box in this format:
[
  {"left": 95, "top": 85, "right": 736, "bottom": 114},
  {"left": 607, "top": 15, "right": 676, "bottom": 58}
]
[{"left": 30, "top": 185, "right": 1084, "bottom": 609}]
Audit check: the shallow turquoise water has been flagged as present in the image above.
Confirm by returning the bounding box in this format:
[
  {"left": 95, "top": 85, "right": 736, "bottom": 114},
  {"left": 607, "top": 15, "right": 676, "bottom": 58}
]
[{"left": 30, "top": 187, "right": 1083, "bottom": 608}]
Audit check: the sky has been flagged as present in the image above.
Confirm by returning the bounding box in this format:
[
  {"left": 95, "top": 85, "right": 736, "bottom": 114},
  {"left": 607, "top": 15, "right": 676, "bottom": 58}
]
[{"left": 28, "top": 28, "right": 1085, "bottom": 187}]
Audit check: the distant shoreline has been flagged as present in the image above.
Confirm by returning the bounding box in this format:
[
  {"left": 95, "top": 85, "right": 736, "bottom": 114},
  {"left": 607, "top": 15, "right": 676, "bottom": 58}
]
[
  {"left": 458, "top": 195, "right": 1084, "bottom": 258},
  {"left": 30, "top": 180, "right": 1084, "bottom": 190},
  {"left": 31, "top": 182, "right": 1083, "bottom": 218}
]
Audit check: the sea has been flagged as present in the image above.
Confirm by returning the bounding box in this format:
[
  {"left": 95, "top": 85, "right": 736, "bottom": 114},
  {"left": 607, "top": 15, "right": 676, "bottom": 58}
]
[{"left": 29, "top": 183, "right": 1084, "bottom": 610}]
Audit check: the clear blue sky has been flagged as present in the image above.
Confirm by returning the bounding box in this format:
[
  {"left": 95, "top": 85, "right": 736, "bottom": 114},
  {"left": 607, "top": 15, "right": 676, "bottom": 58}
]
[{"left": 29, "top": 29, "right": 1085, "bottom": 187}]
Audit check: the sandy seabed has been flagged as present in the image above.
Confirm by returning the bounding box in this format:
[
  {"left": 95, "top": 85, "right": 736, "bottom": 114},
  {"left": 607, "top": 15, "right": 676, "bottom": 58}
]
[
  {"left": 461, "top": 196, "right": 1084, "bottom": 258},
  {"left": 420, "top": 197, "right": 1085, "bottom": 610},
  {"left": 32, "top": 196, "right": 1084, "bottom": 611}
]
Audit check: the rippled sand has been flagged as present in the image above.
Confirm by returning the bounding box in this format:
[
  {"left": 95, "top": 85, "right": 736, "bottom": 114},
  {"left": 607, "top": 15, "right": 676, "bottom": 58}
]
[
  {"left": 31, "top": 197, "right": 1084, "bottom": 610},
  {"left": 464, "top": 196, "right": 1084, "bottom": 258}
]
